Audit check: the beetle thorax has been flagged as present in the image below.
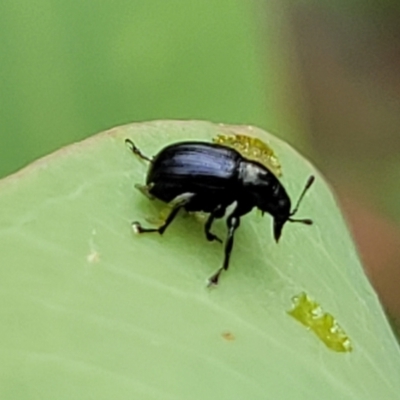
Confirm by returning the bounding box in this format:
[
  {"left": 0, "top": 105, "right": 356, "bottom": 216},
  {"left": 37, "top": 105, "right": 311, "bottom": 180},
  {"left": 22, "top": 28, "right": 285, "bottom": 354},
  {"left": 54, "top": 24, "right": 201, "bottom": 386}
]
[
  {"left": 238, "top": 160, "right": 271, "bottom": 186},
  {"left": 238, "top": 160, "right": 291, "bottom": 217}
]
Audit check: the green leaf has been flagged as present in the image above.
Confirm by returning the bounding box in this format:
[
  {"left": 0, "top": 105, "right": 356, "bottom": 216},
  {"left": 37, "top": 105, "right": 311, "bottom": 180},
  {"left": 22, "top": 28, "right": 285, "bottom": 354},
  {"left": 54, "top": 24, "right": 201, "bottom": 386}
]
[{"left": 0, "top": 120, "right": 399, "bottom": 399}]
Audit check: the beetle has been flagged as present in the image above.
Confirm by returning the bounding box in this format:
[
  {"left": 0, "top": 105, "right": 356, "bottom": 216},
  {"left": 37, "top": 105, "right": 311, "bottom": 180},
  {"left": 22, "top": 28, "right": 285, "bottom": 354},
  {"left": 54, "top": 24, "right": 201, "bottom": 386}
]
[{"left": 125, "top": 138, "right": 314, "bottom": 285}]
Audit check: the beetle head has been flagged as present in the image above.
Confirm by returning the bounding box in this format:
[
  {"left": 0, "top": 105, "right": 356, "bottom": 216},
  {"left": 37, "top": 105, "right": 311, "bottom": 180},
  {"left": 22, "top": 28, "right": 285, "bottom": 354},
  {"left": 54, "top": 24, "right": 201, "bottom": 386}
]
[
  {"left": 272, "top": 176, "right": 314, "bottom": 242},
  {"left": 239, "top": 162, "right": 314, "bottom": 242}
]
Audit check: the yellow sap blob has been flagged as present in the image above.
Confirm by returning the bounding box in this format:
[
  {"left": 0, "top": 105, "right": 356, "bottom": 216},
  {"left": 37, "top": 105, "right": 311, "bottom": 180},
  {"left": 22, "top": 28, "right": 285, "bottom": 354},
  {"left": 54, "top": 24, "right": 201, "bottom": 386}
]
[
  {"left": 213, "top": 133, "right": 282, "bottom": 177},
  {"left": 288, "top": 292, "right": 352, "bottom": 353}
]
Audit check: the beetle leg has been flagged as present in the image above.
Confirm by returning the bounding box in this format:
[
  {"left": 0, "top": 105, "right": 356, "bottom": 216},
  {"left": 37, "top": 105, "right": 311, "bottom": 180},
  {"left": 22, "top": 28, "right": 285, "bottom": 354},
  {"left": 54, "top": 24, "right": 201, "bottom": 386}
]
[
  {"left": 132, "top": 193, "right": 194, "bottom": 235},
  {"left": 204, "top": 214, "right": 222, "bottom": 243},
  {"left": 204, "top": 205, "right": 225, "bottom": 243},
  {"left": 125, "top": 139, "right": 153, "bottom": 162},
  {"left": 208, "top": 213, "right": 240, "bottom": 286}
]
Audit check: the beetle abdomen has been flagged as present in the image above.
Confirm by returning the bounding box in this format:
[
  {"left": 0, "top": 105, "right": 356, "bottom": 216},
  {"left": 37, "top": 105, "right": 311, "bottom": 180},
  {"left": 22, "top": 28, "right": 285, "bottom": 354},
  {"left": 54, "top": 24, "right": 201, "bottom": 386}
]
[{"left": 147, "top": 142, "right": 241, "bottom": 204}]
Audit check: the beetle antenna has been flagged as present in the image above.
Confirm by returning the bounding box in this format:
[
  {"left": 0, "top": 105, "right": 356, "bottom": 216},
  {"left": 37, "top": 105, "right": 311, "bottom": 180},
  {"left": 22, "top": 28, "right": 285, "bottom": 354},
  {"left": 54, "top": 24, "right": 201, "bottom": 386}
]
[
  {"left": 125, "top": 139, "right": 153, "bottom": 162},
  {"left": 289, "top": 175, "right": 314, "bottom": 219},
  {"left": 288, "top": 217, "right": 313, "bottom": 225}
]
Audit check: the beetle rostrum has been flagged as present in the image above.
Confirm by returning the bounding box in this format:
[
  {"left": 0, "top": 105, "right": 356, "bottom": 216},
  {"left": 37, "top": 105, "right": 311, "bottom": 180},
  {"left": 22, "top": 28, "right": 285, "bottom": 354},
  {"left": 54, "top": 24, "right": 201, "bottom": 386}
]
[{"left": 126, "top": 138, "right": 314, "bottom": 286}]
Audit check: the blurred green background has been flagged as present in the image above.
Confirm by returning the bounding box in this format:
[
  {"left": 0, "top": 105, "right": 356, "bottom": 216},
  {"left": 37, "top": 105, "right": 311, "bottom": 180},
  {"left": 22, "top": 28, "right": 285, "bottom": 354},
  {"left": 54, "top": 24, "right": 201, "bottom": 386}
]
[
  {"left": 1, "top": 1, "right": 399, "bottom": 332},
  {"left": 0, "top": 0, "right": 278, "bottom": 178}
]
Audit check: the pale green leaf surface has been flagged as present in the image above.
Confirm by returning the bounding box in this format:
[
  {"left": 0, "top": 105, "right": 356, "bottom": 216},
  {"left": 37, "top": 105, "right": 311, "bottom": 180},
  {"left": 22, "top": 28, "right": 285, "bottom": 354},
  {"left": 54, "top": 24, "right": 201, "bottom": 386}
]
[{"left": 0, "top": 120, "right": 399, "bottom": 399}]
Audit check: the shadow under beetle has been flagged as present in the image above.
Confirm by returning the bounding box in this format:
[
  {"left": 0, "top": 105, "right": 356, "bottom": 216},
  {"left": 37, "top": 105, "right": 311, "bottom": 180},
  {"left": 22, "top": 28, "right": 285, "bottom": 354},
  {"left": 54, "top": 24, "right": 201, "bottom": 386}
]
[{"left": 126, "top": 138, "right": 314, "bottom": 286}]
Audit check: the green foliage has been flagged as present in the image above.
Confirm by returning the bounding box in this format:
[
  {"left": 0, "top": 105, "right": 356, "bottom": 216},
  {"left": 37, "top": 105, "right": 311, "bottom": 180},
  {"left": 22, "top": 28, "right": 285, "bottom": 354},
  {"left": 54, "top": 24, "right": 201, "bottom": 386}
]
[
  {"left": 0, "top": 121, "right": 399, "bottom": 399},
  {"left": 0, "top": 0, "right": 273, "bottom": 178}
]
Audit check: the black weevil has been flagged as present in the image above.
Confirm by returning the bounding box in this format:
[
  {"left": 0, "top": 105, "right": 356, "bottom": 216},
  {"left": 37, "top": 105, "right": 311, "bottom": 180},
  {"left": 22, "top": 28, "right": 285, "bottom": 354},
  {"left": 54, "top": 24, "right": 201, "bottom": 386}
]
[{"left": 126, "top": 138, "right": 314, "bottom": 285}]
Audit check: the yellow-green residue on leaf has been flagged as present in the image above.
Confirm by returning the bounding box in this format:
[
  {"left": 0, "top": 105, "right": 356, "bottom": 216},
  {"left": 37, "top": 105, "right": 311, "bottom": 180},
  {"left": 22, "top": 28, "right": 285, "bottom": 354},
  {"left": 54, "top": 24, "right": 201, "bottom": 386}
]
[
  {"left": 288, "top": 292, "right": 352, "bottom": 353},
  {"left": 144, "top": 195, "right": 208, "bottom": 226},
  {"left": 212, "top": 133, "right": 282, "bottom": 177}
]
